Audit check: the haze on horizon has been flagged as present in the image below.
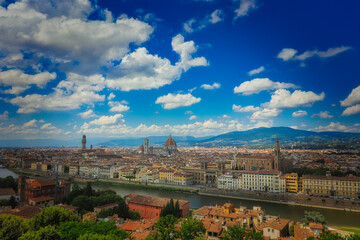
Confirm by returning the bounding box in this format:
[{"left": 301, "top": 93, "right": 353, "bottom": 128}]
[{"left": 0, "top": 0, "right": 359, "bottom": 141}]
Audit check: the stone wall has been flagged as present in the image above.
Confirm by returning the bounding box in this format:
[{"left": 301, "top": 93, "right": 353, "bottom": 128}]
[{"left": 199, "top": 188, "right": 360, "bottom": 211}]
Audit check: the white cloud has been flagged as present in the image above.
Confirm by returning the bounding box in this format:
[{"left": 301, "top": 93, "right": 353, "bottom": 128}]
[
  {"left": 183, "top": 9, "right": 223, "bottom": 33},
  {"left": 40, "top": 123, "right": 56, "bottom": 130},
  {"left": 155, "top": 93, "right": 201, "bottom": 110},
  {"left": 234, "top": 0, "right": 257, "bottom": 19},
  {"left": 0, "top": 1, "right": 153, "bottom": 72},
  {"left": 234, "top": 78, "right": 299, "bottom": 95},
  {"left": 172, "top": 34, "right": 209, "bottom": 71},
  {"left": 340, "top": 85, "right": 360, "bottom": 107},
  {"left": 107, "top": 93, "right": 116, "bottom": 100},
  {"left": 23, "top": 119, "right": 38, "bottom": 128},
  {"left": 312, "top": 122, "right": 359, "bottom": 133},
  {"left": 210, "top": 9, "right": 224, "bottom": 23},
  {"left": 277, "top": 46, "right": 351, "bottom": 62},
  {"left": 340, "top": 85, "right": 360, "bottom": 116},
  {"left": 232, "top": 104, "right": 261, "bottom": 112},
  {"left": 277, "top": 48, "right": 298, "bottom": 61},
  {"left": 106, "top": 34, "right": 208, "bottom": 91},
  {"left": 265, "top": 89, "right": 325, "bottom": 109},
  {"left": 341, "top": 104, "right": 360, "bottom": 116},
  {"left": 0, "top": 69, "right": 56, "bottom": 95},
  {"left": 0, "top": 111, "right": 9, "bottom": 121},
  {"left": 292, "top": 110, "right": 308, "bottom": 118},
  {"left": 221, "top": 114, "right": 231, "bottom": 119},
  {"left": 89, "top": 114, "right": 124, "bottom": 126},
  {"left": 189, "top": 115, "right": 197, "bottom": 120},
  {"left": 108, "top": 101, "right": 130, "bottom": 112},
  {"left": 201, "top": 82, "right": 220, "bottom": 90},
  {"left": 311, "top": 111, "right": 334, "bottom": 119},
  {"left": 78, "top": 109, "right": 97, "bottom": 119},
  {"left": 251, "top": 108, "right": 282, "bottom": 120},
  {"left": 248, "top": 66, "right": 265, "bottom": 76}
]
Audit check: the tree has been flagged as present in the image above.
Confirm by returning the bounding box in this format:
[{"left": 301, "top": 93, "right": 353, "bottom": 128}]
[
  {"left": 58, "top": 221, "right": 130, "bottom": 240},
  {"left": 84, "top": 182, "right": 94, "bottom": 196},
  {"left": 0, "top": 214, "right": 29, "bottom": 240},
  {"left": 29, "top": 206, "right": 80, "bottom": 231},
  {"left": 9, "top": 196, "right": 17, "bottom": 209},
  {"left": 153, "top": 215, "right": 179, "bottom": 240},
  {"left": 179, "top": 217, "right": 205, "bottom": 240},
  {"left": 19, "top": 225, "right": 61, "bottom": 240},
  {"left": 174, "top": 200, "right": 181, "bottom": 218},
  {"left": 160, "top": 199, "right": 181, "bottom": 218},
  {"left": 222, "top": 225, "right": 264, "bottom": 240},
  {"left": 302, "top": 211, "right": 326, "bottom": 225}
]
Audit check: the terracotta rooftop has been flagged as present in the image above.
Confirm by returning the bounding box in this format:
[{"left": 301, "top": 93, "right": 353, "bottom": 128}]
[
  {"left": 126, "top": 194, "right": 188, "bottom": 208},
  {"left": 164, "top": 134, "right": 176, "bottom": 147},
  {"left": 258, "top": 218, "right": 290, "bottom": 231},
  {"left": 30, "top": 196, "right": 55, "bottom": 203},
  {"left": 309, "top": 222, "right": 324, "bottom": 230},
  {"left": 192, "top": 206, "right": 211, "bottom": 217},
  {"left": 131, "top": 230, "right": 151, "bottom": 240},
  {"left": 94, "top": 202, "right": 118, "bottom": 210},
  {"left": 0, "top": 188, "right": 16, "bottom": 196},
  {"left": 28, "top": 177, "right": 56, "bottom": 187},
  {"left": 0, "top": 205, "right": 42, "bottom": 218},
  {"left": 303, "top": 175, "right": 360, "bottom": 181},
  {"left": 294, "top": 225, "right": 314, "bottom": 240}
]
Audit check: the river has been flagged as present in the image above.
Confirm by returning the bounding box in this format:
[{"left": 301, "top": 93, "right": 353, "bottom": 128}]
[
  {"left": 0, "top": 168, "right": 359, "bottom": 228},
  {"left": 76, "top": 182, "right": 360, "bottom": 228}
]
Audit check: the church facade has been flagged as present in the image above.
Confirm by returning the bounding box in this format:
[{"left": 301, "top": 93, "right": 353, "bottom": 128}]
[
  {"left": 232, "top": 137, "right": 281, "bottom": 171},
  {"left": 139, "top": 134, "right": 179, "bottom": 155}
]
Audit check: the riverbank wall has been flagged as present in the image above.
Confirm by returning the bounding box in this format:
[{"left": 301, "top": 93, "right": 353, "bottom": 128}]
[{"left": 199, "top": 188, "right": 360, "bottom": 212}]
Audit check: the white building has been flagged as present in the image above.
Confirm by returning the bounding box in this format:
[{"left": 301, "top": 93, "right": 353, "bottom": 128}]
[
  {"left": 241, "top": 170, "right": 285, "bottom": 193},
  {"left": 217, "top": 173, "right": 241, "bottom": 190},
  {"left": 79, "top": 166, "right": 89, "bottom": 177}
]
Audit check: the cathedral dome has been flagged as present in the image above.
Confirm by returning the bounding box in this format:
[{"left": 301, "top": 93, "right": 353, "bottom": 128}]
[{"left": 164, "top": 134, "right": 176, "bottom": 147}]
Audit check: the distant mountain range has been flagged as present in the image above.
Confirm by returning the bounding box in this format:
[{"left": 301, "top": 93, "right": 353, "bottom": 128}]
[{"left": 1, "top": 127, "right": 360, "bottom": 148}]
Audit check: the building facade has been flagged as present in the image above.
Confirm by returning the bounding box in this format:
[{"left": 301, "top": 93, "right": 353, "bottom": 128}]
[{"left": 241, "top": 170, "right": 285, "bottom": 193}]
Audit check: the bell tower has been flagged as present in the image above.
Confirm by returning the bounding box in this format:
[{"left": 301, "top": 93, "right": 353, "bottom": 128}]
[
  {"left": 82, "top": 135, "right": 86, "bottom": 150},
  {"left": 274, "top": 136, "right": 281, "bottom": 171}
]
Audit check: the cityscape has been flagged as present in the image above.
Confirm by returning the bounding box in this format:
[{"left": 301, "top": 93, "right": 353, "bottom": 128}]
[{"left": 0, "top": 0, "right": 360, "bottom": 240}]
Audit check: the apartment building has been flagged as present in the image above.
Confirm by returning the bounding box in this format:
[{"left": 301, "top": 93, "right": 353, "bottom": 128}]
[
  {"left": 173, "top": 172, "right": 193, "bottom": 185},
  {"left": 217, "top": 173, "right": 241, "bottom": 190},
  {"left": 241, "top": 170, "right": 285, "bottom": 193},
  {"left": 284, "top": 173, "right": 299, "bottom": 193}
]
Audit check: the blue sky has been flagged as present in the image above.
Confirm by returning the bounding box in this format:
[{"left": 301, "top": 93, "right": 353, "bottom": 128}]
[{"left": 0, "top": 0, "right": 359, "bottom": 140}]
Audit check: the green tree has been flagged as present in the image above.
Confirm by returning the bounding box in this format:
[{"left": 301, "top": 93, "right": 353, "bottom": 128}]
[
  {"left": 347, "top": 233, "right": 360, "bottom": 240},
  {"left": 302, "top": 211, "right": 326, "bottom": 225},
  {"left": 223, "top": 225, "right": 264, "bottom": 240},
  {"left": 153, "top": 215, "right": 179, "bottom": 240},
  {"left": 84, "top": 182, "right": 94, "bottom": 196},
  {"left": 175, "top": 200, "right": 181, "bottom": 218},
  {"left": 58, "top": 221, "right": 130, "bottom": 240},
  {"left": 179, "top": 217, "right": 206, "bottom": 240},
  {"left": 9, "top": 196, "right": 17, "bottom": 209},
  {"left": 129, "top": 210, "right": 141, "bottom": 220},
  {"left": 29, "top": 206, "right": 80, "bottom": 231},
  {"left": 77, "top": 232, "right": 131, "bottom": 240},
  {"left": 19, "top": 225, "right": 61, "bottom": 240},
  {"left": 63, "top": 183, "right": 83, "bottom": 204},
  {"left": 160, "top": 199, "right": 181, "bottom": 217},
  {"left": 0, "top": 214, "right": 29, "bottom": 240}
]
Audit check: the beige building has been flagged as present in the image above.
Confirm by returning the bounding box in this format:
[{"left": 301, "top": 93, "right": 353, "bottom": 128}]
[
  {"left": 258, "top": 218, "right": 290, "bottom": 239},
  {"left": 303, "top": 174, "right": 360, "bottom": 198}
]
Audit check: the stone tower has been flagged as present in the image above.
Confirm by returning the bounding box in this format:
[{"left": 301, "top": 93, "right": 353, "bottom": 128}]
[
  {"left": 274, "top": 136, "right": 281, "bottom": 171},
  {"left": 82, "top": 135, "right": 86, "bottom": 150},
  {"left": 18, "top": 175, "right": 26, "bottom": 202},
  {"left": 144, "top": 138, "right": 149, "bottom": 154}
]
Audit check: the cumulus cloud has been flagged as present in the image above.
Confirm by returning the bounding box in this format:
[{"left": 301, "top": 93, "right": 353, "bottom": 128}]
[
  {"left": 248, "top": 66, "right": 265, "bottom": 76},
  {"left": 9, "top": 73, "right": 106, "bottom": 113},
  {"left": 251, "top": 108, "right": 282, "bottom": 120},
  {"left": 0, "top": 1, "right": 153, "bottom": 72},
  {"left": 277, "top": 46, "right": 351, "bottom": 61},
  {"left": 341, "top": 104, "right": 360, "bottom": 116},
  {"left": 265, "top": 89, "right": 325, "bottom": 109},
  {"left": 312, "top": 122, "right": 359, "bottom": 133},
  {"left": 292, "top": 110, "right": 308, "bottom": 118},
  {"left": 155, "top": 93, "right": 201, "bottom": 110},
  {"left": 311, "top": 111, "right": 334, "bottom": 119},
  {"left": 89, "top": 114, "right": 124, "bottom": 125},
  {"left": 189, "top": 115, "right": 197, "bottom": 120},
  {"left": 108, "top": 101, "right": 130, "bottom": 112},
  {"left": 201, "top": 82, "right": 220, "bottom": 90},
  {"left": 78, "top": 109, "right": 97, "bottom": 119},
  {"left": 234, "top": 78, "right": 299, "bottom": 95},
  {"left": 232, "top": 104, "right": 261, "bottom": 112},
  {"left": 0, "top": 69, "right": 56, "bottom": 95},
  {"left": 107, "top": 93, "right": 116, "bottom": 100},
  {"left": 23, "top": 119, "right": 38, "bottom": 128},
  {"left": 40, "top": 123, "right": 57, "bottom": 130},
  {"left": 340, "top": 85, "right": 360, "bottom": 116},
  {"left": 106, "top": 34, "right": 207, "bottom": 91}
]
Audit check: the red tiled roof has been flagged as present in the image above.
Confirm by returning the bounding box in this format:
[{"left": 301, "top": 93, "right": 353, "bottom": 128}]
[
  {"left": 0, "top": 188, "right": 15, "bottom": 196},
  {"left": 30, "top": 196, "right": 55, "bottom": 203},
  {"left": 126, "top": 194, "right": 188, "bottom": 208},
  {"left": 258, "top": 218, "right": 290, "bottom": 231}
]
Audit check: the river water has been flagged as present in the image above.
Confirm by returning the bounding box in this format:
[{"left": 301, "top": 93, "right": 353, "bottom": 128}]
[
  {"left": 0, "top": 168, "right": 359, "bottom": 228},
  {"left": 76, "top": 182, "right": 360, "bottom": 228}
]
